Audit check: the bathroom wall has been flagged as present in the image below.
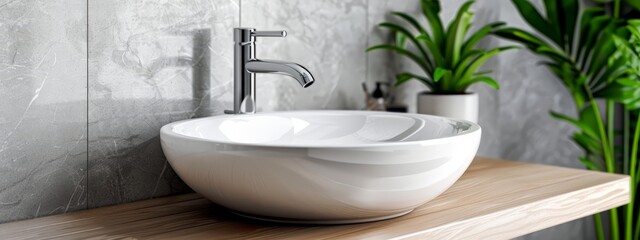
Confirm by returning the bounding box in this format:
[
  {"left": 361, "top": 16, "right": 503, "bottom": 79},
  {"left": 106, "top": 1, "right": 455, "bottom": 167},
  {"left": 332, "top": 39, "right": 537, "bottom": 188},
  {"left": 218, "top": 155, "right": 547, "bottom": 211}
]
[
  {"left": 87, "top": 0, "right": 238, "bottom": 208},
  {"left": 242, "top": 0, "right": 367, "bottom": 111},
  {"left": 0, "top": 0, "right": 87, "bottom": 222},
  {"left": 0, "top": 0, "right": 591, "bottom": 239}
]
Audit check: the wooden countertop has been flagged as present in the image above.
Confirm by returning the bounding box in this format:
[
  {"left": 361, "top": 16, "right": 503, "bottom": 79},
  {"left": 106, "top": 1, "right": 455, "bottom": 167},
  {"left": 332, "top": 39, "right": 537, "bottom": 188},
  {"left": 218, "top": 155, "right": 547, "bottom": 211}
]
[{"left": 0, "top": 157, "right": 630, "bottom": 240}]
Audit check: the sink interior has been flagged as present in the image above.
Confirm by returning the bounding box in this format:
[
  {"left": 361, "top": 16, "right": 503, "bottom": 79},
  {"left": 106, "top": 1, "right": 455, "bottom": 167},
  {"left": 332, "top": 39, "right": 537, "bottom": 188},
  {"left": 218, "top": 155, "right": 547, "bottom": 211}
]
[{"left": 171, "top": 111, "right": 474, "bottom": 147}]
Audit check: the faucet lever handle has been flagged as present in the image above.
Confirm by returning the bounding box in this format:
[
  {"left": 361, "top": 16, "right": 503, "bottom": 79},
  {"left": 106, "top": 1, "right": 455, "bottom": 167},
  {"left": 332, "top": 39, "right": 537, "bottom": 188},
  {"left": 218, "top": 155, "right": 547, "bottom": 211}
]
[{"left": 252, "top": 30, "right": 287, "bottom": 38}]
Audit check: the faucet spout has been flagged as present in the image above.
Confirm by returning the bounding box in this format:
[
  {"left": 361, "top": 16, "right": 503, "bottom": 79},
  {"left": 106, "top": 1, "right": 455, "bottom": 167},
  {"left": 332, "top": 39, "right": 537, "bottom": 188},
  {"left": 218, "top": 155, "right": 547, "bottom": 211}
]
[
  {"left": 227, "top": 28, "right": 316, "bottom": 114},
  {"left": 246, "top": 60, "right": 315, "bottom": 88}
]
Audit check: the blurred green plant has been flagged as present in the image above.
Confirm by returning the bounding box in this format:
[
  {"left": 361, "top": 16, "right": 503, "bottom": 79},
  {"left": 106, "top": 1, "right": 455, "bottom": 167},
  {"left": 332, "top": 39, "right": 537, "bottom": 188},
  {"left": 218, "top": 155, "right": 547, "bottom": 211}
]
[
  {"left": 611, "top": 20, "right": 640, "bottom": 240},
  {"left": 494, "top": 0, "right": 640, "bottom": 239},
  {"left": 367, "top": 0, "right": 515, "bottom": 94}
]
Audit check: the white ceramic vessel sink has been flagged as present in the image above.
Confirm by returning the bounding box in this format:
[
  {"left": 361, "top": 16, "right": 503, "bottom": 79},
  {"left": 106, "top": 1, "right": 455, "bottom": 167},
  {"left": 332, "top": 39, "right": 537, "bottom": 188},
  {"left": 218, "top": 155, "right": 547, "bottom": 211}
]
[{"left": 160, "top": 111, "right": 481, "bottom": 224}]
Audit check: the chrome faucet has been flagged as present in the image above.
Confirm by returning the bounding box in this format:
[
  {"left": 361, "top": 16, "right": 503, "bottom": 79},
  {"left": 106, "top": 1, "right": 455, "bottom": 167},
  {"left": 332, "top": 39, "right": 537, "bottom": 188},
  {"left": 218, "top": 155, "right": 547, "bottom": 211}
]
[{"left": 225, "top": 28, "right": 315, "bottom": 114}]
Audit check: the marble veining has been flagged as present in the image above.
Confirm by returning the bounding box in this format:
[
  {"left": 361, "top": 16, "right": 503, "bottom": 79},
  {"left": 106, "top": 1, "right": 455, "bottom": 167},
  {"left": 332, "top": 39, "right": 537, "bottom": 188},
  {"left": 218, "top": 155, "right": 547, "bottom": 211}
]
[
  {"left": 0, "top": 0, "right": 87, "bottom": 223},
  {"left": 241, "top": 0, "right": 367, "bottom": 111},
  {"left": 87, "top": 0, "right": 239, "bottom": 208}
]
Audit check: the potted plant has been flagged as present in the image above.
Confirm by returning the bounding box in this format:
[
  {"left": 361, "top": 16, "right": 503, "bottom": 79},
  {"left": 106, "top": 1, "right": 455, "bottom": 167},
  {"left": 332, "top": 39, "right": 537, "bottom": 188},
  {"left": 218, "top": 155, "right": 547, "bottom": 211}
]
[
  {"left": 495, "top": 0, "right": 640, "bottom": 239},
  {"left": 367, "top": 0, "right": 515, "bottom": 122}
]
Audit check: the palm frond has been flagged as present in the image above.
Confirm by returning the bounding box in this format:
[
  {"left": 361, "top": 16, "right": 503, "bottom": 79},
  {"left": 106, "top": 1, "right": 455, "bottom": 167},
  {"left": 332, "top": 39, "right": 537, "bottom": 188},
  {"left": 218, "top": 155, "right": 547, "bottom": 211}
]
[{"left": 512, "top": 0, "right": 562, "bottom": 47}]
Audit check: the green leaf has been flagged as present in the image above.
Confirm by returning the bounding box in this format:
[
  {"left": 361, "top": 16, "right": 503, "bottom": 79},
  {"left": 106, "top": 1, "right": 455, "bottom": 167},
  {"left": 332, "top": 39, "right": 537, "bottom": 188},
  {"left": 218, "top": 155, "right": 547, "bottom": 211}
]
[
  {"left": 458, "top": 46, "right": 518, "bottom": 86},
  {"left": 542, "top": 0, "right": 564, "bottom": 48},
  {"left": 579, "top": 157, "right": 601, "bottom": 171},
  {"left": 457, "top": 76, "right": 500, "bottom": 90},
  {"left": 540, "top": 61, "right": 563, "bottom": 77},
  {"left": 550, "top": 111, "right": 599, "bottom": 139},
  {"left": 395, "top": 32, "right": 407, "bottom": 48},
  {"left": 454, "top": 49, "right": 486, "bottom": 82},
  {"left": 422, "top": 0, "right": 446, "bottom": 49},
  {"left": 624, "top": 0, "right": 640, "bottom": 11},
  {"left": 579, "top": 15, "right": 612, "bottom": 67},
  {"left": 434, "top": 67, "right": 447, "bottom": 82},
  {"left": 577, "top": 8, "right": 606, "bottom": 62},
  {"left": 391, "top": 12, "right": 428, "bottom": 35},
  {"left": 629, "top": 20, "right": 640, "bottom": 34},
  {"left": 417, "top": 34, "right": 445, "bottom": 66},
  {"left": 512, "top": 0, "right": 562, "bottom": 47},
  {"left": 474, "top": 70, "right": 492, "bottom": 76},
  {"left": 378, "top": 22, "right": 431, "bottom": 66},
  {"left": 439, "top": 68, "right": 455, "bottom": 91},
  {"left": 625, "top": 98, "right": 640, "bottom": 110},
  {"left": 612, "top": 32, "right": 640, "bottom": 61},
  {"left": 557, "top": 62, "right": 580, "bottom": 92},
  {"left": 571, "top": 81, "right": 587, "bottom": 109},
  {"left": 572, "top": 132, "right": 603, "bottom": 155},
  {"left": 595, "top": 78, "right": 640, "bottom": 110},
  {"left": 595, "top": 55, "right": 626, "bottom": 89},
  {"left": 395, "top": 73, "right": 413, "bottom": 87},
  {"left": 395, "top": 72, "right": 434, "bottom": 89},
  {"left": 617, "top": 78, "right": 640, "bottom": 86},
  {"left": 558, "top": 0, "right": 578, "bottom": 54},
  {"left": 367, "top": 44, "right": 433, "bottom": 75},
  {"left": 630, "top": 19, "right": 640, "bottom": 26},
  {"left": 454, "top": 49, "right": 484, "bottom": 77},
  {"left": 445, "top": 1, "right": 474, "bottom": 68},
  {"left": 579, "top": 104, "right": 601, "bottom": 138},
  {"left": 462, "top": 22, "right": 505, "bottom": 54},
  {"left": 494, "top": 28, "right": 548, "bottom": 51},
  {"left": 586, "top": 28, "right": 618, "bottom": 77},
  {"left": 534, "top": 45, "right": 574, "bottom": 65}
]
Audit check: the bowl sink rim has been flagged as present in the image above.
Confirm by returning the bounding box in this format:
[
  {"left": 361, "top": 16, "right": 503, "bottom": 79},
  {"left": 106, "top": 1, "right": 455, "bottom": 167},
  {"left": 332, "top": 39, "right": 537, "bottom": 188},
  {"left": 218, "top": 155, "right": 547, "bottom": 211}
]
[{"left": 160, "top": 110, "right": 481, "bottom": 149}]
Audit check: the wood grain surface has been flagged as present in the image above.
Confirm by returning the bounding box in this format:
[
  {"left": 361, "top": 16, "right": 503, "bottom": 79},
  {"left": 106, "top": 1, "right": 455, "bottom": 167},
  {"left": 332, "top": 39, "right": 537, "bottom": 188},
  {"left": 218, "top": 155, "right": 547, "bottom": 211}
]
[{"left": 0, "top": 157, "right": 630, "bottom": 240}]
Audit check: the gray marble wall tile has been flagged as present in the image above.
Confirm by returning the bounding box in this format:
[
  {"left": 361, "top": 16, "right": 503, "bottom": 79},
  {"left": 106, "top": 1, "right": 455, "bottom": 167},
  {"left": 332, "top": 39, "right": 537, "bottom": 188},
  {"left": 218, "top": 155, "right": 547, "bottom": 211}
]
[
  {"left": 367, "top": 0, "right": 423, "bottom": 107},
  {"left": 241, "top": 0, "right": 367, "bottom": 111},
  {"left": 366, "top": 0, "right": 420, "bottom": 87},
  {"left": 87, "top": 0, "right": 239, "bottom": 208},
  {"left": 497, "top": 0, "right": 583, "bottom": 168},
  {"left": 0, "top": 0, "right": 87, "bottom": 223}
]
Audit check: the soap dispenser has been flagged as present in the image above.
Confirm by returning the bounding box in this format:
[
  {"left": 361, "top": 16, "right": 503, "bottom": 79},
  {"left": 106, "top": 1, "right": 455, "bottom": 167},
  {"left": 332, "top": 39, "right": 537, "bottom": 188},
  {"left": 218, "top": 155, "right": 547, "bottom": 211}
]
[{"left": 371, "top": 82, "right": 386, "bottom": 111}]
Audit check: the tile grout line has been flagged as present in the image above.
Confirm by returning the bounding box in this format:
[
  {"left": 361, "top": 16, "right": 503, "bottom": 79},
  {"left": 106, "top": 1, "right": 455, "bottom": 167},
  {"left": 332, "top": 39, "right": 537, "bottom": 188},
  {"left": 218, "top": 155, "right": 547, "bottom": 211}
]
[
  {"left": 86, "top": 0, "right": 89, "bottom": 211},
  {"left": 365, "top": 0, "right": 369, "bottom": 86}
]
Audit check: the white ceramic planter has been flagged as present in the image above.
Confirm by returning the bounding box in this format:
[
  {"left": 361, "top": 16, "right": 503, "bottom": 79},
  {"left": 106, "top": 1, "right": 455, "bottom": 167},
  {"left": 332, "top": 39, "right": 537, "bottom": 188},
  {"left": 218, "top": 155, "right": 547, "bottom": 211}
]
[{"left": 417, "top": 93, "right": 478, "bottom": 123}]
